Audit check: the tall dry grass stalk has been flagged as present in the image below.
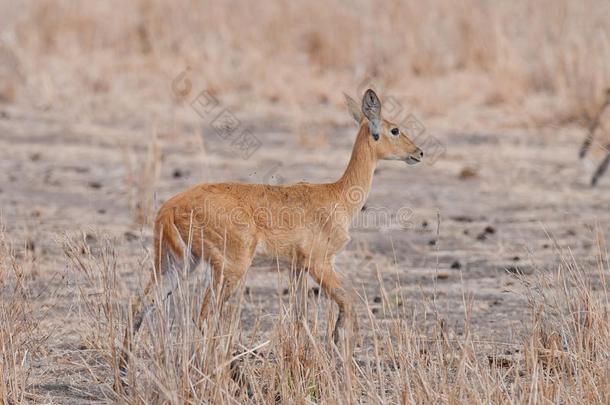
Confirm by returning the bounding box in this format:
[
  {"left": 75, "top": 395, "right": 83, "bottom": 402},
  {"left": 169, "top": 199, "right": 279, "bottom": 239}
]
[
  {"left": 122, "top": 127, "right": 161, "bottom": 227},
  {"left": 0, "top": 226, "right": 38, "bottom": 403},
  {"left": 61, "top": 229, "right": 610, "bottom": 404}
]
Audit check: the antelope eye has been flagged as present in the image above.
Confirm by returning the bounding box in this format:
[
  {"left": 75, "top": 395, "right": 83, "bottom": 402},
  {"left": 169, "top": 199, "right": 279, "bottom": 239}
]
[{"left": 391, "top": 127, "right": 399, "bottom": 136}]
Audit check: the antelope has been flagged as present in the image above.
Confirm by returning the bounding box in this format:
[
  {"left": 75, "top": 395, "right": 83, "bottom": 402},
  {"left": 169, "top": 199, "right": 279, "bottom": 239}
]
[
  {"left": 579, "top": 88, "right": 610, "bottom": 186},
  {"left": 119, "top": 89, "right": 424, "bottom": 375}
]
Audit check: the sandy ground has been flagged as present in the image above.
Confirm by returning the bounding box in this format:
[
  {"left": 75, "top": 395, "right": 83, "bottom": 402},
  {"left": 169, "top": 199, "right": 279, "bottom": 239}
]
[{"left": 1, "top": 100, "right": 609, "bottom": 403}]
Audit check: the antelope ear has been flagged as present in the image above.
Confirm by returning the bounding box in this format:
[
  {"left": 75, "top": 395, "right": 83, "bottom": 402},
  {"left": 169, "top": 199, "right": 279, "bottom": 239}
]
[
  {"left": 344, "top": 92, "right": 362, "bottom": 124},
  {"left": 362, "top": 89, "right": 381, "bottom": 136}
]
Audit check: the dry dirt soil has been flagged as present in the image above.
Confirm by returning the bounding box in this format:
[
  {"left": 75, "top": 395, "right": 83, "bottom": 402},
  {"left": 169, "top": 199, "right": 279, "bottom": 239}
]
[{"left": 1, "top": 102, "right": 609, "bottom": 402}]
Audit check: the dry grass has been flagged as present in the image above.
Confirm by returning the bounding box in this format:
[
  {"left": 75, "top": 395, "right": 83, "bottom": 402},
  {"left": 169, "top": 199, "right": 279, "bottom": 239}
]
[
  {"left": 1, "top": 212, "right": 608, "bottom": 402},
  {"left": 0, "top": 226, "right": 48, "bottom": 403},
  {"left": 0, "top": 0, "right": 609, "bottom": 126},
  {"left": 2, "top": 2, "right": 610, "bottom": 403},
  {"left": 45, "top": 230, "right": 609, "bottom": 404},
  {"left": 122, "top": 127, "right": 162, "bottom": 226},
  {"left": 0, "top": 230, "right": 30, "bottom": 403}
]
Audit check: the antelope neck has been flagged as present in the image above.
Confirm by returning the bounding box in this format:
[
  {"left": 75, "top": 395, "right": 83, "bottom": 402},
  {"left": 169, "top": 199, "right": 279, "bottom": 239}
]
[{"left": 335, "top": 124, "right": 378, "bottom": 216}]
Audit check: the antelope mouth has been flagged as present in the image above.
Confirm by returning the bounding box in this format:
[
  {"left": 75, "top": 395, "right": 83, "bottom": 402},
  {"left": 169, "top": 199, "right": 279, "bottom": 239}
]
[{"left": 405, "top": 156, "right": 422, "bottom": 165}]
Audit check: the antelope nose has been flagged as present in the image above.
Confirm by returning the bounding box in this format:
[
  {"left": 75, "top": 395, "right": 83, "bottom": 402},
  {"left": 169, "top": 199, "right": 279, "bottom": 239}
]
[{"left": 417, "top": 148, "right": 424, "bottom": 158}]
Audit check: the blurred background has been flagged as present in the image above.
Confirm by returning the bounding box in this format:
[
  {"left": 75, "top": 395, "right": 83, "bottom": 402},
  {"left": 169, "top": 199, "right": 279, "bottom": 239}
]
[{"left": 1, "top": 0, "right": 609, "bottom": 128}]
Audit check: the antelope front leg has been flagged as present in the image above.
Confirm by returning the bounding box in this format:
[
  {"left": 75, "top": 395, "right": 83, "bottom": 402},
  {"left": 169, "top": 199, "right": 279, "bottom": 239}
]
[{"left": 307, "top": 262, "right": 358, "bottom": 346}]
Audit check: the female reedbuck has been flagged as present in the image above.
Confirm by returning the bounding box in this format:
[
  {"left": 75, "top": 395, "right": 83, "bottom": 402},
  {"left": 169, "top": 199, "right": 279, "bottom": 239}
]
[{"left": 120, "top": 89, "right": 423, "bottom": 373}]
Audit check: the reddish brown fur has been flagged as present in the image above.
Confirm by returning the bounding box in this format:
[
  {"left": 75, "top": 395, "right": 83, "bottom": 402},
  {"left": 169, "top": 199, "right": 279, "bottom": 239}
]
[{"left": 119, "top": 90, "right": 423, "bottom": 376}]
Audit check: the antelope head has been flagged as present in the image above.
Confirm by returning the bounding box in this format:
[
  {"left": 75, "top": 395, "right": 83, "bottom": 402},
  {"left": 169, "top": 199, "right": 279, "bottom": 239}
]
[{"left": 346, "top": 89, "right": 424, "bottom": 165}]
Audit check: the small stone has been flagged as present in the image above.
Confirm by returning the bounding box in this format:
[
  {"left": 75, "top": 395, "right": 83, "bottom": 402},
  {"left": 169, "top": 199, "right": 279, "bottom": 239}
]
[
  {"left": 26, "top": 240, "right": 35, "bottom": 252},
  {"left": 450, "top": 260, "right": 461, "bottom": 269},
  {"left": 459, "top": 167, "right": 478, "bottom": 179},
  {"left": 124, "top": 231, "right": 138, "bottom": 241},
  {"left": 451, "top": 216, "right": 474, "bottom": 223}
]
